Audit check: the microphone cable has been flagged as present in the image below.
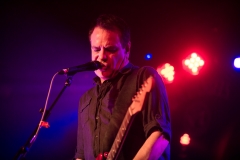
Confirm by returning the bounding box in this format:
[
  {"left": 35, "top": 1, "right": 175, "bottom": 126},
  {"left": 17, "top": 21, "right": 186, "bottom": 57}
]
[{"left": 29, "top": 72, "right": 58, "bottom": 148}]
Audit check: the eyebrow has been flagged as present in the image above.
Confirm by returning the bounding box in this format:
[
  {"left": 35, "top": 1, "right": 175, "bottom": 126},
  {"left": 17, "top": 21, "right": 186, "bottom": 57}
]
[
  {"left": 91, "top": 45, "right": 118, "bottom": 49},
  {"left": 91, "top": 46, "right": 100, "bottom": 49}
]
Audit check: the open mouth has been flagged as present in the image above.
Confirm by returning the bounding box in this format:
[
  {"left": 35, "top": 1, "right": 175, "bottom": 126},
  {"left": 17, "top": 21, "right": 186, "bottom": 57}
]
[
  {"left": 100, "top": 66, "right": 108, "bottom": 71},
  {"left": 99, "top": 62, "right": 107, "bottom": 69},
  {"left": 97, "top": 61, "right": 109, "bottom": 72}
]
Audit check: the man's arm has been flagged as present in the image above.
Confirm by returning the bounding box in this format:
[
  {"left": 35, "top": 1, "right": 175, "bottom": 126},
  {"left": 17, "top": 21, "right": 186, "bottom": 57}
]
[{"left": 133, "top": 131, "right": 169, "bottom": 160}]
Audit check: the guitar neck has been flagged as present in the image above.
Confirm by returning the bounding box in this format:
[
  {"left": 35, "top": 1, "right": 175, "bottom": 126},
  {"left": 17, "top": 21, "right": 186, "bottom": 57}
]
[
  {"left": 105, "top": 76, "right": 153, "bottom": 160},
  {"left": 106, "top": 108, "right": 133, "bottom": 160}
]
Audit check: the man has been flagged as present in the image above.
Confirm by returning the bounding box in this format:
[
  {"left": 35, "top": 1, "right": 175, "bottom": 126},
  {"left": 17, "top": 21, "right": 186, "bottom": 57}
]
[{"left": 75, "top": 14, "right": 171, "bottom": 160}]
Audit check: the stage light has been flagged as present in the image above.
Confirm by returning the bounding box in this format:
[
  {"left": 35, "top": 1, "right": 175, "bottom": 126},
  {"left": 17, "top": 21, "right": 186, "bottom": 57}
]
[
  {"left": 145, "top": 53, "right": 152, "bottom": 60},
  {"left": 157, "top": 63, "right": 175, "bottom": 83},
  {"left": 183, "top": 52, "right": 204, "bottom": 75},
  {"left": 234, "top": 57, "right": 240, "bottom": 69},
  {"left": 180, "top": 133, "right": 190, "bottom": 146}
]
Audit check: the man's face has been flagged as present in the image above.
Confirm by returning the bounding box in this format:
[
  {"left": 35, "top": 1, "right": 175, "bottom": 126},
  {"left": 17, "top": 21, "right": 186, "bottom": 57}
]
[{"left": 90, "top": 27, "right": 130, "bottom": 83}]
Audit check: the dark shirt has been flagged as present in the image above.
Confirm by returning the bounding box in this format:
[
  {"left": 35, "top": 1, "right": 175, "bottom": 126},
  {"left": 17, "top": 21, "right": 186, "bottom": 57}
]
[{"left": 75, "top": 63, "right": 171, "bottom": 160}]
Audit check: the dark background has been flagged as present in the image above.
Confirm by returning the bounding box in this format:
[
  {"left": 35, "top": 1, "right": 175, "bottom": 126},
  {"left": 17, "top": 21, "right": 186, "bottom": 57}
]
[{"left": 1, "top": 1, "right": 240, "bottom": 160}]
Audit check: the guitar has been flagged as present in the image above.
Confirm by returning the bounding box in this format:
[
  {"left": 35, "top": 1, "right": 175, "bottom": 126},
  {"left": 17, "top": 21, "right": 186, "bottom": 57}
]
[{"left": 96, "top": 76, "right": 153, "bottom": 160}]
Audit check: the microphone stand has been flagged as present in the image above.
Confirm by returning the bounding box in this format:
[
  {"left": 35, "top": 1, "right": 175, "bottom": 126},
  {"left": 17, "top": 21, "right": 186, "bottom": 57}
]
[{"left": 13, "top": 75, "right": 73, "bottom": 160}]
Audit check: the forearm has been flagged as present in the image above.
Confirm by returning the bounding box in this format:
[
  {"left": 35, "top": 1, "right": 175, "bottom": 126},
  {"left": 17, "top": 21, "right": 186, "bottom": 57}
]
[{"left": 133, "top": 131, "right": 169, "bottom": 160}]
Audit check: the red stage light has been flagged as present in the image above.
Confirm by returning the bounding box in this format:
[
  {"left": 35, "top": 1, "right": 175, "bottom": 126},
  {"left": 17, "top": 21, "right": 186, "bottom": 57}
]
[
  {"left": 157, "top": 63, "right": 175, "bottom": 83},
  {"left": 180, "top": 133, "right": 191, "bottom": 146},
  {"left": 183, "top": 53, "right": 204, "bottom": 75}
]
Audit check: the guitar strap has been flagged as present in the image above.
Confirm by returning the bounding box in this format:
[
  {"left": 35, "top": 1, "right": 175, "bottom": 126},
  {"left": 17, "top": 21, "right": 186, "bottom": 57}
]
[{"left": 102, "top": 65, "right": 147, "bottom": 156}]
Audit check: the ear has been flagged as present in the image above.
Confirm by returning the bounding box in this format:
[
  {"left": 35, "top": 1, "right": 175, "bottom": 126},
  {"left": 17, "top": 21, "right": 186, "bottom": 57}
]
[{"left": 125, "top": 41, "right": 131, "bottom": 59}]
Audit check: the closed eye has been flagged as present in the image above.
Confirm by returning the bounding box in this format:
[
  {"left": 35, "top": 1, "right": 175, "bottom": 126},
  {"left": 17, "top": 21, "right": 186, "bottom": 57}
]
[
  {"left": 105, "top": 46, "right": 118, "bottom": 53},
  {"left": 91, "top": 47, "right": 101, "bottom": 52}
]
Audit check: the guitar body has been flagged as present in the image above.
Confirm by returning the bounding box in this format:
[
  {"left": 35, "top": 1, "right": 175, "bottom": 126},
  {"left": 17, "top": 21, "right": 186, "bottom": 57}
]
[
  {"left": 96, "top": 152, "right": 108, "bottom": 160},
  {"left": 96, "top": 77, "right": 153, "bottom": 160}
]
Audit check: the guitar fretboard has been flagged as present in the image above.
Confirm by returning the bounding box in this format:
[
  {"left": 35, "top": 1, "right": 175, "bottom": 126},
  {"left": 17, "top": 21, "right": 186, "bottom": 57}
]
[
  {"left": 106, "top": 109, "right": 132, "bottom": 160},
  {"left": 105, "top": 76, "right": 153, "bottom": 160}
]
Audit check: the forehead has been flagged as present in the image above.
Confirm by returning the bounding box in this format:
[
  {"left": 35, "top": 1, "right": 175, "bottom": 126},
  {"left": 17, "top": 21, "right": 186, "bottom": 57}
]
[{"left": 90, "top": 27, "right": 121, "bottom": 44}]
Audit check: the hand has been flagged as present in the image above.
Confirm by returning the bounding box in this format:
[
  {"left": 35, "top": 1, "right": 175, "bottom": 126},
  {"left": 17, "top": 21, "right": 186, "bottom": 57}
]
[{"left": 133, "top": 131, "right": 169, "bottom": 160}]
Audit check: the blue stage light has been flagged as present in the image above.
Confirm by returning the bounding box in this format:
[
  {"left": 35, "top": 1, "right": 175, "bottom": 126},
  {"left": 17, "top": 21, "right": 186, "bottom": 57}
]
[{"left": 145, "top": 53, "right": 152, "bottom": 60}]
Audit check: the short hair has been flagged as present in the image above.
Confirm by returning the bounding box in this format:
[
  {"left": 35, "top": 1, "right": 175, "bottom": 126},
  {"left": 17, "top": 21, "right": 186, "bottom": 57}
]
[{"left": 89, "top": 14, "right": 131, "bottom": 48}]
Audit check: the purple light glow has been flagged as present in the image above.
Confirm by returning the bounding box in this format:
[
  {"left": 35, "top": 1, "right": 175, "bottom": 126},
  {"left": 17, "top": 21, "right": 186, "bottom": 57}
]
[{"left": 234, "top": 57, "right": 240, "bottom": 68}]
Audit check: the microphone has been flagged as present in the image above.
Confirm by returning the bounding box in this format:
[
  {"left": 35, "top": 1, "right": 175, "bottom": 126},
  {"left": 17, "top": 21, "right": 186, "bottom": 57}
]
[{"left": 58, "top": 61, "right": 102, "bottom": 75}]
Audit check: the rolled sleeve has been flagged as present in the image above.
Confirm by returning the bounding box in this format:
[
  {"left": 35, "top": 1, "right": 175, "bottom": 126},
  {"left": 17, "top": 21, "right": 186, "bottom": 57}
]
[{"left": 139, "top": 67, "right": 171, "bottom": 141}]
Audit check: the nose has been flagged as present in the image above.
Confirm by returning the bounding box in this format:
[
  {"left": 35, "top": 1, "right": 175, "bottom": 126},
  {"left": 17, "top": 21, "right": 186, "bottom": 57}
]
[{"left": 98, "top": 49, "right": 107, "bottom": 62}]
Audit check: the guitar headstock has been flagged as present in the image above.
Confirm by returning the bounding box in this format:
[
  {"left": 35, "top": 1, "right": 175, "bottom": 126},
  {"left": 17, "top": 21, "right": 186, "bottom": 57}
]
[{"left": 129, "top": 76, "right": 154, "bottom": 115}]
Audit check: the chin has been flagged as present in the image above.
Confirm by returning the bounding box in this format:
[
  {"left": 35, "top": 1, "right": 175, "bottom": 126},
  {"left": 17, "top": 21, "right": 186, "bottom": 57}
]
[{"left": 95, "top": 70, "right": 112, "bottom": 79}]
